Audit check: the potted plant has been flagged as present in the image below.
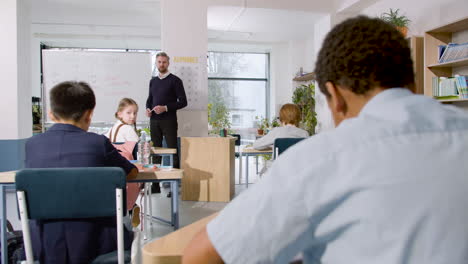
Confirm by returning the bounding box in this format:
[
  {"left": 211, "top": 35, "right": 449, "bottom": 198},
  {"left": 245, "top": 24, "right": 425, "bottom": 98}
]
[
  {"left": 255, "top": 116, "right": 270, "bottom": 136},
  {"left": 208, "top": 103, "right": 231, "bottom": 136},
  {"left": 292, "top": 83, "right": 316, "bottom": 135},
  {"left": 380, "top": 8, "right": 411, "bottom": 37},
  {"left": 271, "top": 117, "right": 280, "bottom": 128}
]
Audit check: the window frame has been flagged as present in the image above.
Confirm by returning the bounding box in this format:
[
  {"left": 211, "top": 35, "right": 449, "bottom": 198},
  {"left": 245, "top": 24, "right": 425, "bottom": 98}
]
[{"left": 207, "top": 51, "right": 271, "bottom": 121}]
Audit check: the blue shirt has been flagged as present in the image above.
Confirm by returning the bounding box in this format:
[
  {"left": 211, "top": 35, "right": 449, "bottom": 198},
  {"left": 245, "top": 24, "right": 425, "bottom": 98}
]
[{"left": 207, "top": 88, "right": 468, "bottom": 263}]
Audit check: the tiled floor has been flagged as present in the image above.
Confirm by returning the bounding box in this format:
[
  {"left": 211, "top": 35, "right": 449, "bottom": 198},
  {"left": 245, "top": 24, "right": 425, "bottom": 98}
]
[{"left": 139, "top": 155, "right": 265, "bottom": 242}]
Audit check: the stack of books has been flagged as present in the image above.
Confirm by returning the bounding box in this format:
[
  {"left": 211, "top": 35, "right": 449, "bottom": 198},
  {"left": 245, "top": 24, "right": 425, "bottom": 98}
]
[
  {"left": 456, "top": 76, "right": 468, "bottom": 99},
  {"left": 438, "top": 43, "right": 468, "bottom": 63},
  {"left": 432, "top": 75, "right": 468, "bottom": 99}
]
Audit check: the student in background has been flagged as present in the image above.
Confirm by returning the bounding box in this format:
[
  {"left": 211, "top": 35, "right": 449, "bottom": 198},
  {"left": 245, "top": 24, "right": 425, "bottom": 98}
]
[
  {"left": 105, "top": 97, "right": 139, "bottom": 146},
  {"left": 252, "top": 103, "right": 309, "bottom": 150},
  {"left": 183, "top": 16, "right": 468, "bottom": 263},
  {"left": 105, "top": 97, "right": 141, "bottom": 211},
  {"left": 25, "top": 81, "right": 137, "bottom": 264}
]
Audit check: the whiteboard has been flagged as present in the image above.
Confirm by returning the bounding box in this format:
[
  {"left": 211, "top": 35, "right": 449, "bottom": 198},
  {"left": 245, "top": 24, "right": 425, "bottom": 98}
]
[{"left": 42, "top": 50, "right": 152, "bottom": 123}]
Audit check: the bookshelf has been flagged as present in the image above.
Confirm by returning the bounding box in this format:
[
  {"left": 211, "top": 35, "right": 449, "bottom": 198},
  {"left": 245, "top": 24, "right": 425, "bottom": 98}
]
[
  {"left": 438, "top": 98, "right": 468, "bottom": 103},
  {"left": 293, "top": 72, "right": 315, "bottom": 82},
  {"left": 409, "top": 36, "right": 424, "bottom": 94},
  {"left": 424, "top": 16, "right": 468, "bottom": 104},
  {"left": 428, "top": 57, "right": 468, "bottom": 69}
]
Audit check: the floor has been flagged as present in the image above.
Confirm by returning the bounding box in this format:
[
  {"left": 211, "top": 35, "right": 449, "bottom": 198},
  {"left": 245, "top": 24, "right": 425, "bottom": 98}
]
[{"left": 138, "top": 155, "right": 264, "bottom": 242}]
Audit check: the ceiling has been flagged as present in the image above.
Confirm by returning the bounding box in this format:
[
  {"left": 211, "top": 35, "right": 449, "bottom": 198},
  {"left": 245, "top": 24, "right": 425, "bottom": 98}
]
[
  {"left": 31, "top": 0, "right": 333, "bottom": 43},
  {"left": 207, "top": 6, "right": 323, "bottom": 42}
]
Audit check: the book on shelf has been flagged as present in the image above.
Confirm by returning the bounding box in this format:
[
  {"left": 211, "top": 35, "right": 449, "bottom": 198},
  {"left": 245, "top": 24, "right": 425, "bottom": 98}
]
[
  {"left": 432, "top": 76, "right": 468, "bottom": 99},
  {"left": 456, "top": 75, "right": 468, "bottom": 99},
  {"left": 438, "top": 42, "right": 468, "bottom": 63}
]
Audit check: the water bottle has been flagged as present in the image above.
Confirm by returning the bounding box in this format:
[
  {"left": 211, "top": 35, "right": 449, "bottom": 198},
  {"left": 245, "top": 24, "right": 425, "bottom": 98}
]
[
  {"left": 143, "top": 139, "right": 150, "bottom": 165},
  {"left": 138, "top": 132, "right": 147, "bottom": 164}
]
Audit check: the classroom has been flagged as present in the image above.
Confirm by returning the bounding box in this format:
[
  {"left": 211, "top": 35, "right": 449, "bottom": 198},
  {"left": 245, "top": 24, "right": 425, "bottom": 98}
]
[{"left": 2, "top": 0, "right": 468, "bottom": 263}]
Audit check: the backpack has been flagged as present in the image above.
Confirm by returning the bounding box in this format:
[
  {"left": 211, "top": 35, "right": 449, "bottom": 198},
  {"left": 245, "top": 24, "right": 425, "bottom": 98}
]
[{"left": 0, "top": 220, "right": 25, "bottom": 264}]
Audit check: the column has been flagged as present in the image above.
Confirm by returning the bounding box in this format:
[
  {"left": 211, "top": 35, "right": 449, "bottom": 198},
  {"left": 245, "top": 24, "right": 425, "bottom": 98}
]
[
  {"left": 0, "top": 0, "right": 31, "bottom": 170},
  {"left": 160, "top": 0, "right": 209, "bottom": 137}
]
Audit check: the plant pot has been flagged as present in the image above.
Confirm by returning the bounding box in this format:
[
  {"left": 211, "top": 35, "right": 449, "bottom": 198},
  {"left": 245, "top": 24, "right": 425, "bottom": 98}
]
[
  {"left": 219, "top": 128, "right": 227, "bottom": 137},
  {"left": 396, "top": 26, "right": 408, "bottom": 37},
  {"left": 257, "top": 129, "right": 264, "bottom": 136}
]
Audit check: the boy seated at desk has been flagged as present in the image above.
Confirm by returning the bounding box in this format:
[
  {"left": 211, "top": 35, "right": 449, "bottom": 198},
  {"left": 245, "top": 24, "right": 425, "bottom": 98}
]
[
  {"left": 25, "top": 81, "right": 138, "bottom": 264},
  {"left": 252, "top": 103, "right": 309, "bottom": 150},
  {"left": 183, "top": 16, "right": 468, "bottom": 264}
]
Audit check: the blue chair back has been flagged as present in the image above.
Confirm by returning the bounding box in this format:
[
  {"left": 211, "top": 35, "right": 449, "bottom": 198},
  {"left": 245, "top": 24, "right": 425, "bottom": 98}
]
[
  {"left": 15, "top": 167, "right": 127, "bottom": 220},
  {"left": 273, "top": 138, "right": 306, "bottom": 159}
]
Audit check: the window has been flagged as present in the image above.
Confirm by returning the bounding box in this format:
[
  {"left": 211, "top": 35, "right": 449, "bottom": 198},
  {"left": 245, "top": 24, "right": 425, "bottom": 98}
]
[
  {"left": 231, "top": 114, "right": 242, "bottom": 126},
  {"left": 208, "top": 52, "right": 269, "bottom": 141}
]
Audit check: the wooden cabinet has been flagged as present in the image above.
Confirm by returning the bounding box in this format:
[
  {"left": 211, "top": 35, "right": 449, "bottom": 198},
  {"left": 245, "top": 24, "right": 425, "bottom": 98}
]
[
  {"left": 408, "top": 36, "right": 424, "bottom": 94},
  {"left": 180, "top": 137, "right": 235, "bottom": 202}
]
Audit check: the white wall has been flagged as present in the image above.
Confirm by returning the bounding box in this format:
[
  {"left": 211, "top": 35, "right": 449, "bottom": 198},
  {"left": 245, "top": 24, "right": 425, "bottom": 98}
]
[
  {"left": 1, "top": 0, "right": 32, "bottom": 139},
  {"left": 361, "top": 0, "right": 468, "bottom": 36},
  {"left": 313, "top": 15, "right": 335, "bottom": 133},
  {"left": 270, "top": 42, "right": 291, "bottom": 117}
]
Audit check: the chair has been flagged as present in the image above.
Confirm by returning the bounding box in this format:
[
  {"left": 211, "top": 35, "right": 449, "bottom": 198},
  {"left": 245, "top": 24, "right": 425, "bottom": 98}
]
[
  {"left": 273, "top": 138, "right": 306, "bottom": 159},
  {"left": 16, "top": 167, "right": 129, "bottom": 264},
  {"left": 229, "top": 134, "right": 241, "bottom": 158}
]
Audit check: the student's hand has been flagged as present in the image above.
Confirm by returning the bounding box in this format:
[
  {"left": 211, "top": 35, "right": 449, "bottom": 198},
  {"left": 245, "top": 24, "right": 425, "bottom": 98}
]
[{"left": 146, "top": 108, "right": 152, "bottom": 117}]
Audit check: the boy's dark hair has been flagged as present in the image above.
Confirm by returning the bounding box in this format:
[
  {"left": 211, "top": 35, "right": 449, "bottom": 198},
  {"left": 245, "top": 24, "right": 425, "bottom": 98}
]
[
  {"left": 50, "top": 81, "right": 96, "bottom": 122},
  {"left": 315, "top": 16, "right": 414, "bottom": 97}
]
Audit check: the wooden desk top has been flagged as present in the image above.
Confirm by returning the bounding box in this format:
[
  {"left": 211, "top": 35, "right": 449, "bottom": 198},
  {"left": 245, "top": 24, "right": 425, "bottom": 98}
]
[
  {"left": 142, "top": 213, "right": 218, "bottom": 264},
  {"left": 151, "top": 147, "right": 177, "bottom": 155},
  {"left": 241, "top": 147, "right": 273, "bottom": 154},
  {"left": 132, "top": 167, "right": 183, "bottom": 181},
  {"left": 0, "top": 168, "right": 183, "bottom": 183},
  {"left": 0, "top": 171, "right": 15, "bottom": 184}
]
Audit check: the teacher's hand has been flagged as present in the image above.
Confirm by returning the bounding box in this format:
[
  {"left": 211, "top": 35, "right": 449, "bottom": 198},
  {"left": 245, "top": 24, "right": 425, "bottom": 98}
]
[
  {"left": 146, "top": 108, "right": 152, "bottom": 117},
  {"left": 154, "top": 105, "right": 167, "bottom": 114}
]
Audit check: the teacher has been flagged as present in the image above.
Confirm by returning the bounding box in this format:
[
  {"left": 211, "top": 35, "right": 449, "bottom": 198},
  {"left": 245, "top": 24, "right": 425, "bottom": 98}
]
[{"left": 146, "top": 51, "right": 187, "bottom": 172}]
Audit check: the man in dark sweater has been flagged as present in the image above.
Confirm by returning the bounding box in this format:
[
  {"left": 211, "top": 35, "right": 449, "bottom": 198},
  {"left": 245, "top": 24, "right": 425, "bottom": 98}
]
[{"left": 146, "top": 52, "right": 187, "bottom": 173}]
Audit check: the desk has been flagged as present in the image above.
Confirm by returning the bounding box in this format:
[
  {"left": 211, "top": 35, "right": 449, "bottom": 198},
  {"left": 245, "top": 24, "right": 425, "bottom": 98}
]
[
  {"left": 151, "top": 147, "right": 177, "bottom": 167},
  {"left": 239, "top": 147, "right": 273, "bottom": 188},
  {"left": 142, "top": 213, "right": 217, "bottom": 264},
  {"left": 129, "top": 168, "right": 183, "bottom": 230},
  {"left": 0, "top": 168, "right": 183, "bottom": 264},
  {"left": 181, "top": 137, "right": 235, "bottom": 202},
  {"left": 0, "top": 172, "right": 15, "bottom": 264}
]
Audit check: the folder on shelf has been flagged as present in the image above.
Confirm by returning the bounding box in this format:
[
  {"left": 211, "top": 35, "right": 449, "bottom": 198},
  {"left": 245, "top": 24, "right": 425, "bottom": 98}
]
[{"left": 439, "top": 42, "right": 468, "bottom": 63}]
